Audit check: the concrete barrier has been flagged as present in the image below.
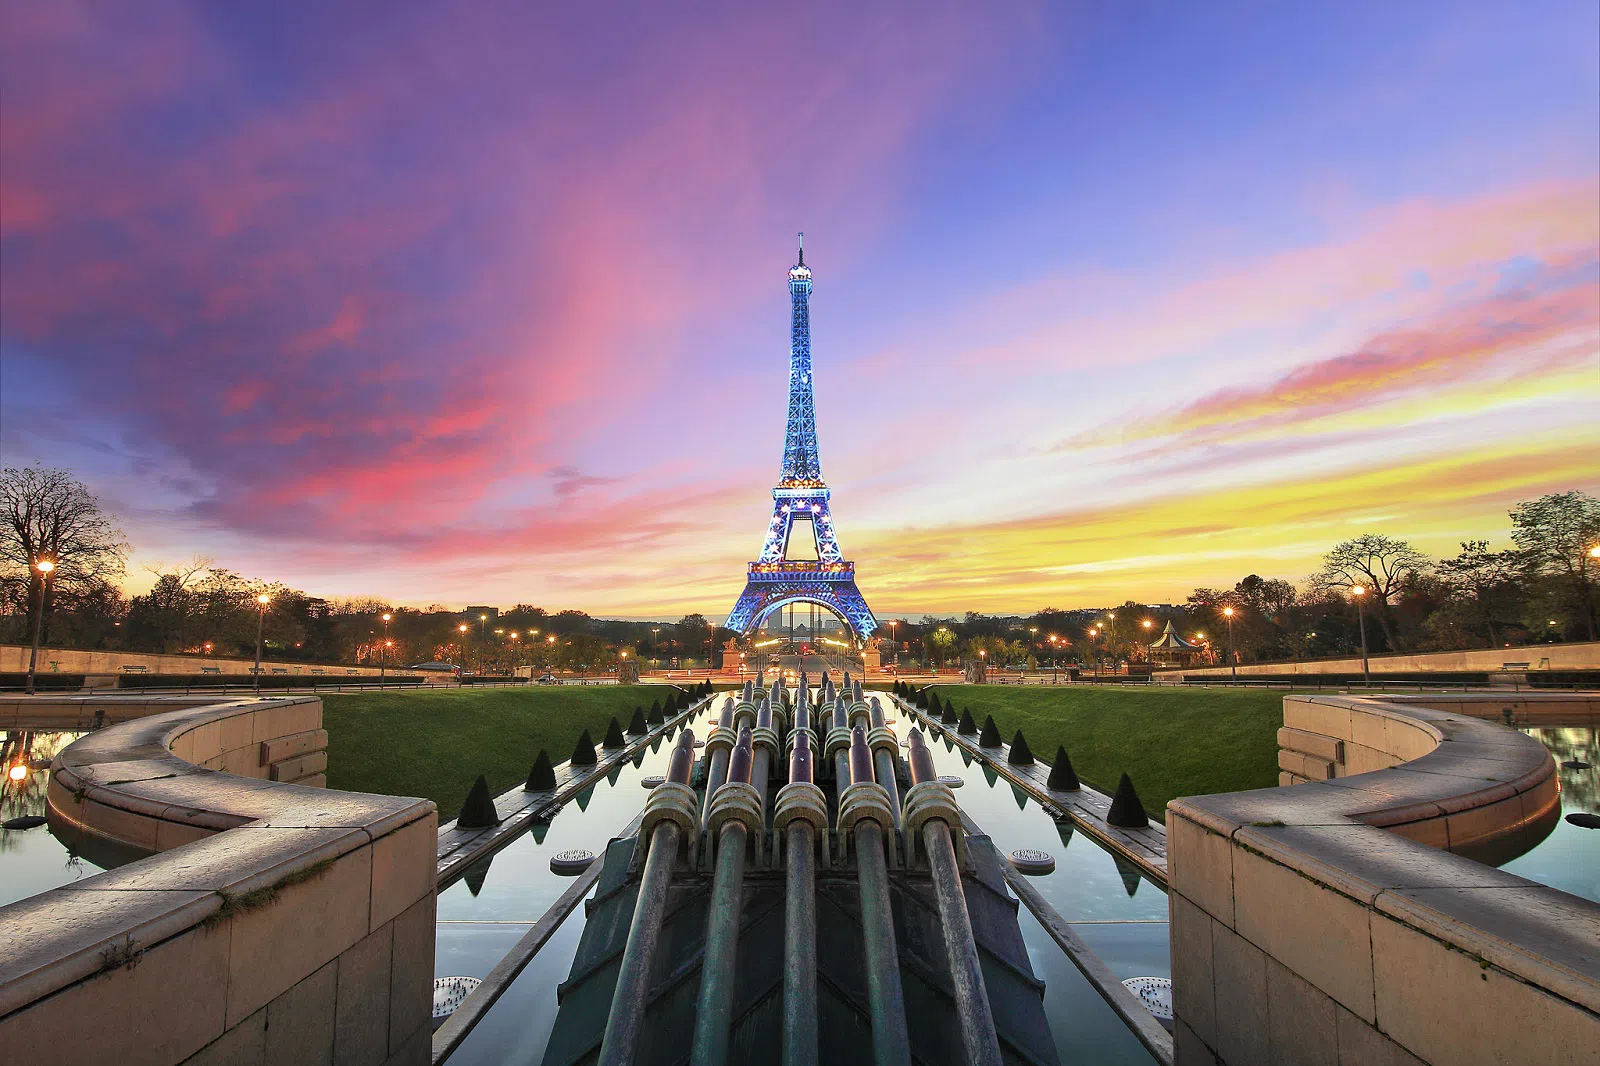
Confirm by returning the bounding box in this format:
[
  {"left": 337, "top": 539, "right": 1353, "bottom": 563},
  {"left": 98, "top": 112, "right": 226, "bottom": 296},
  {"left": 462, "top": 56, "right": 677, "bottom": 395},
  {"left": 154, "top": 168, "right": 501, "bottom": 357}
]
[
  {"left": 1168, "top": 692, "right": 1599, "bottom": 1065},
  {"left": 1167, "top": 640, "right": 1600, "bottom": 680},
  {"left": 0, "top": 695, "right": 436, "bottom": 1066},
  {"left": 0, "top": 643, "right": 425, "bottom": 679}
]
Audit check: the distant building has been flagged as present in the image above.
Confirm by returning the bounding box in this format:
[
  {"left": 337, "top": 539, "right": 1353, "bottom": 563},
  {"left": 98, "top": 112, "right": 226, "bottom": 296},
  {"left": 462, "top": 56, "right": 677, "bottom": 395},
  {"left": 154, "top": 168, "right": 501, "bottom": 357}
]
[{"left": 462, "top": 606, "right": 499, "bottom": 623}]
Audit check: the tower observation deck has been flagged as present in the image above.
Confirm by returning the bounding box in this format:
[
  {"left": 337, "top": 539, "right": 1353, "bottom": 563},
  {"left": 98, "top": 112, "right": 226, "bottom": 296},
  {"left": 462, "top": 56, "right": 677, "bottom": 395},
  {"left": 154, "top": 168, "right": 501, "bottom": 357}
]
[{"left": 725, "top": 235, "right": 879, "bottom": 642}]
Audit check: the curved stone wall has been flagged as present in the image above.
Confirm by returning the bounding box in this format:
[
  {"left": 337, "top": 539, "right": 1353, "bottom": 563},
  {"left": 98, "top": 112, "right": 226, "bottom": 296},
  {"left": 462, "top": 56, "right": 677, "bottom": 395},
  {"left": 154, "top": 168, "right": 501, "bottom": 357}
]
[
  {"left": 1167, "top": 692, "right": 1599, "bottom": 1066},
  {"left": 0, "top": 695, "right": 436, "bottom": 1066}
]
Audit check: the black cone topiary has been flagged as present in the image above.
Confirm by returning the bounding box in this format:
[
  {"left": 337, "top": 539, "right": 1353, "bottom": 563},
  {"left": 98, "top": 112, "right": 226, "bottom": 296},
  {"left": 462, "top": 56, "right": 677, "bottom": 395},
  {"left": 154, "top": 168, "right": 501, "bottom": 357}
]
[
  {"left": 1106, "top": 773, "right": 1149, "bottom": 828},
  {"left": 940, "top": 701, "right": 959, "bottom": 726},
  {"left": 928, "top": 692, "right": 943, "bottom": 717},
  {"left": 648, "top": 699, "right": 663, "bottom": 724},
  {"left": 458, "top": 774, "right": 501, "bottom": 828},
  {"left": 524, "top": 750, "right": 556, "bottom": 791},
  {"left": 1047, "top": 746, "right": 1080, "bottom": 790},
  {"left": 604, "top": 717, "right": 626, "bottom": 748},
  {"left": 629, "top": 707, "right": 648, "bottom": 735},
  {"left": 958, "top": 709, "right": 977, "bottom": 734},
  {"left": 1008, "top": 730, "right": 1034, "bottom": 765},
  {"left": 571, "top": 729, "right": 597, "bottom": 766},
  {"left": 979, "top": 715, "right": 1002, "bottom": 747}
]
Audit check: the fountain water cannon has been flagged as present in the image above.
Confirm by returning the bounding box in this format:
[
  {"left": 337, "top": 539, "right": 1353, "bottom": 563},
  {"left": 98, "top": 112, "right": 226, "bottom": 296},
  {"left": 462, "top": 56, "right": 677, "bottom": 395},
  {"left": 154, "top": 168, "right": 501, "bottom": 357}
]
[
  {"left": 825, "top": 696, "right": 854, "bottom": 785},
  {"left": 692, "top": 727, "right": 766, "bottom": 1063},
  {"left": 700, "top": 699, "right": 739, "bottom": 827},
  {"left": 836, "top": 725, "right": 910, "bottom": 1064},
  {"left": 901, "top": 729, "right": 1000, "bottom": 1065},
  {"left": 600, "top": 728, "right": 700, "bottom": 1066},
  {"left": 867, "top": 698, "right": 902, "bottom": 826}
]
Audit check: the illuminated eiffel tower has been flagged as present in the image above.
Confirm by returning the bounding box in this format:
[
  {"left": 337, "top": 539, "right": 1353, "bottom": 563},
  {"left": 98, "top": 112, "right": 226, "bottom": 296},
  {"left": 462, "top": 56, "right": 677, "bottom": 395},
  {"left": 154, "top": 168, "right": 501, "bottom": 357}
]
[{"left": 725, "top": 235, "right": 879, "bottom": 643}]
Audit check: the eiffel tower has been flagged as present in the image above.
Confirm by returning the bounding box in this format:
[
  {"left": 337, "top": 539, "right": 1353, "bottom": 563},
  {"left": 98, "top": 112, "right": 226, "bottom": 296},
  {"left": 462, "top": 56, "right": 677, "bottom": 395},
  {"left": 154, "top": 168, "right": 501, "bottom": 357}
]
[{"left": 725, "top": 235, "right": 879, "bottom": 643}]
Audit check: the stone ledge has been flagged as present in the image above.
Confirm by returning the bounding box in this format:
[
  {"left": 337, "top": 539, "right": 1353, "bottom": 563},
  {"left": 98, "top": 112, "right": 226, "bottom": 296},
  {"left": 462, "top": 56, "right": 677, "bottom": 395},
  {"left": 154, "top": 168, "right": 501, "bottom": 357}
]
[
  {"left": 0, "top": 694, "right": 437, "bottom": 1065},
  {"left": 1171, "top": 692, "right": 1600, "bottom": 1064}
]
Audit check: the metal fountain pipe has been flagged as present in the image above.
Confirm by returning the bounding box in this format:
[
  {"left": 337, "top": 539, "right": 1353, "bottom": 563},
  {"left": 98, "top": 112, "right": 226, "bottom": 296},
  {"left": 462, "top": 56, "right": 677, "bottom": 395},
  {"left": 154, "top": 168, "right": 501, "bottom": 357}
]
[
  {"left": 838, "top": 726, "right": 911, "bottom": 1066},
  {"left": 774, "top": 729, "right": 827, "bottom": 1066},
  {"left": 750, "top": 700, "right": 780, "bottom": 811},
  {"left": 734, "top": 692, "right": 761, "bottom": 733},
  {"left": 903, "top": 730, "right": 1001, "bottom": 1066},
  {"left": 599, "top": 730, "right": 699, "bottom": 1066},
  {"left": 826, "top": 696, "right": 853, "bottom": 787},
  {"left": 743, "top": 679, "right": 755, "bottom": 703},
  {"left": 847, "top": 685, "right": 872, "bottom": 732},
  {"left": 867, "top": 698, "right": 902, "bottom": 827},
  {"left": 692, "top": 728, "right": 763, "bottom": 1066},
  {"left": 701, "top": 699, "right": 738, "bottom": 827}
]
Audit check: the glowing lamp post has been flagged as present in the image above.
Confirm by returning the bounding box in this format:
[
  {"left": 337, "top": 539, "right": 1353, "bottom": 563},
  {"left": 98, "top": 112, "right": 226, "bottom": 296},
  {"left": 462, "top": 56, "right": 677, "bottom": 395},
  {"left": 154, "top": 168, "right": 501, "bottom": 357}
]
[
  {"left": 459, "top": 624, "right": 470, "bottom": 674},
  {"left": 8, "top": 762, "right": 27, "bottom": 783},
  {"left": 380, "top": 612, "right": 392, "bottom": 686},
  {"left": 253, "top": 593, "right": 272, "bottom": 693},
  {"left": 25, "top": 558, "right": 56, "bottom": 696},
  {"left": 1221, "top": 607, "right": 1239, "bottom": 683},
  {"left": 1351, "top": 586, "right": 1370, "bottom": 684}
]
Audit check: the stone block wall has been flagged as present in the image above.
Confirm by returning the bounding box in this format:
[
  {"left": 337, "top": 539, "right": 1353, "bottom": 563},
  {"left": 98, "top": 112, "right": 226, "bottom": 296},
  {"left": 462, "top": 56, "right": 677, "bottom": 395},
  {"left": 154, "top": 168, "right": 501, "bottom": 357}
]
[
  {"left": 0, "top": 695, "right": 437, "bottom": 1066},
  {"left": 1170, "top": 693, "right": 1599, "bottom": 1065}
]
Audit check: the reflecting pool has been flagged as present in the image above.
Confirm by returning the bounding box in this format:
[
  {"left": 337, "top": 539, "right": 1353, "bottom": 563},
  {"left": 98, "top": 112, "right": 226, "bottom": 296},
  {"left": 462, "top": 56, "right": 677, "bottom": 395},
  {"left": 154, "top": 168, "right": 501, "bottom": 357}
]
[
  {"left": 440, "top": 701, "right": 1168, "bottom": 1065},
  {"left": 1496, "top": 726, "right": 1599, "bottom": 903},
  {"left": 0, "top": 731, "right": 105, "bottom": 908},
  {"left": 437, "top": 707, "right": 713, "bottom": 1065},
  {"left": 892, "top": 714, "right": 1166, "bottom": 1066}
]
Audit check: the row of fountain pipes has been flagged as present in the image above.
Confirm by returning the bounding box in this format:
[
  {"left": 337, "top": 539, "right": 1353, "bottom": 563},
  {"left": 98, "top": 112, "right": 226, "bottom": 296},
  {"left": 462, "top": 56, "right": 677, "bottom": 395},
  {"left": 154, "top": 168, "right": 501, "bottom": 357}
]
[{"left": 596, "top": 675, "right": 1005, "bottom": 1066}]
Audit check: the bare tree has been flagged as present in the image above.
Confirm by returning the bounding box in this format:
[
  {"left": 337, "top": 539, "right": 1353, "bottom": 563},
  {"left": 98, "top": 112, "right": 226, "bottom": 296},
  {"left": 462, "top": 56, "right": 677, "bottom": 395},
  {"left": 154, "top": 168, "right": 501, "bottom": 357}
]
[
  {"left": 1436, "top": 540, "right": 1519, "bottom": 648},
  {"left": 142, "top": 556, "right": 214, "bottom": 652},
  {"left": 1312, "top": 534, "right": 1430, "bottom": 648},
  {"left": 0, "top": 465, "right": 129, "bottom": 628},
  {"left": 1510, "top": 491, "right": 1600, "bottom": 639}
]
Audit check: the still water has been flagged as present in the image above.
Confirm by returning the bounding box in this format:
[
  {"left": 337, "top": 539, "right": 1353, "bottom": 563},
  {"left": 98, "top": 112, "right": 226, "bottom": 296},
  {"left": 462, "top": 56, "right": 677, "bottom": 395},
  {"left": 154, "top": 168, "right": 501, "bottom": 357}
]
[
  {"left": 1496, "top": 726, "right": 1599, "bottom": 902},
  {"left": 440, "top": 703, "right": 1167, "bottom": 1066},
  {"left": 0, "top": 731, "right": 105, "bottom": 908}
]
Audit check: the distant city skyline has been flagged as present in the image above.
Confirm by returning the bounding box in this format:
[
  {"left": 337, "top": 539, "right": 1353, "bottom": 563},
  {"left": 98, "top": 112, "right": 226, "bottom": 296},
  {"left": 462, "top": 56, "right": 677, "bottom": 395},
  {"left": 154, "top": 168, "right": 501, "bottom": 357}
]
[{"left": 2, "top": 3, "right": 1596, "bottom": 618}]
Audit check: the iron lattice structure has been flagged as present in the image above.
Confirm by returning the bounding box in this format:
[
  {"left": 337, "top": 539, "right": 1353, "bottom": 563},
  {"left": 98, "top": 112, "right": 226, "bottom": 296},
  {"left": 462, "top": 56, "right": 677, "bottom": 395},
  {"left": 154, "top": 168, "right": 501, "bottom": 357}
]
[{"left": 726, "top": 236, "right": 879, "bottom": 643}]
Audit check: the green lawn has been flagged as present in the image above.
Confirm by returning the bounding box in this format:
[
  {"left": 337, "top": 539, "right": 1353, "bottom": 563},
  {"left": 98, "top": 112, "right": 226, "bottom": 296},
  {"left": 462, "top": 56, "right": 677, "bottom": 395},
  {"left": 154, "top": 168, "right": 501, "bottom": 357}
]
[
  {"left": 921, "top": 685, "right": 1285, "bottom": 814},
  {"left": 321, "top": 686, "right": 679, "bottom": 820}
]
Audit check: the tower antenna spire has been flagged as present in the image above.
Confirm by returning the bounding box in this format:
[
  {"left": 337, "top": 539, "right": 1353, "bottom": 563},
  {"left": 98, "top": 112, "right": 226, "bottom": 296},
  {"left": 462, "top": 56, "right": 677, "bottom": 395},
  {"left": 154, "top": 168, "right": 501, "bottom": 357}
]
[{"left": 797, "top": 230, "right": 804, "bottom": 267}]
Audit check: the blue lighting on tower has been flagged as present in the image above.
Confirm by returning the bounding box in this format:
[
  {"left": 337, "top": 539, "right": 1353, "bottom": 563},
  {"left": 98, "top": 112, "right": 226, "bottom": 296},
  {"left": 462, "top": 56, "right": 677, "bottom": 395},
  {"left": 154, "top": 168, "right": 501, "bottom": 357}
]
[{"left": 726, "top": 234, "right": 879, "bottom": 643}]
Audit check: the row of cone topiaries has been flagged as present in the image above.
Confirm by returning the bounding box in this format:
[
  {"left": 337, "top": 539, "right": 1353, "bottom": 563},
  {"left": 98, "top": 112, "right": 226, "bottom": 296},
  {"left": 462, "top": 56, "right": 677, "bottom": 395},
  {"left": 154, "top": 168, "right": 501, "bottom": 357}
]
[
  {"left": 457, "top": 685, "right": 712, "bottom": 829},
  {"left": 911, "top": 694, "right": 1153, "bottom": 831}
]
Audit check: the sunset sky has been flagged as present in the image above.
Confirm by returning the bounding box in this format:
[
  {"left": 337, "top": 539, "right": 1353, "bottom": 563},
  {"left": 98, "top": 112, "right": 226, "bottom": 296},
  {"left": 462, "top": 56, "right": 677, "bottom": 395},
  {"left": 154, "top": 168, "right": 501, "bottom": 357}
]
[{"left": 2, "top": 2, "right": 1597, "bottom": 619}]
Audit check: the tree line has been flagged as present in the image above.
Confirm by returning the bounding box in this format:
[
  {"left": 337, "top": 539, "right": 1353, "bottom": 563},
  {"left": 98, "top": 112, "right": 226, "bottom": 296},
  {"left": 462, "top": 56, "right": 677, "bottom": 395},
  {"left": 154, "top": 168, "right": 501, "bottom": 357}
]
[
  {"left": 0, "top": 464, "right": 728, "bottom": 673},
  {"left": 3, "top": 464, "right": 1595, "bottom": 673},
  {"left": 883, "top": 491, "right": 1598, "bottom": 670}
]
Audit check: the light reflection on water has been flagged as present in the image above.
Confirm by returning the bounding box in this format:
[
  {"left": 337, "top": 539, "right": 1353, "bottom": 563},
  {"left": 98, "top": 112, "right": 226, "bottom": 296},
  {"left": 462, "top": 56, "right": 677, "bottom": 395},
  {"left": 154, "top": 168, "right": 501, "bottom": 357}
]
[
  {"left": 0, "top": 731, "right": 103, "bottom": 908},
  {"left": 1497, "top": 726, "right": 1599, "bottom": 902}
]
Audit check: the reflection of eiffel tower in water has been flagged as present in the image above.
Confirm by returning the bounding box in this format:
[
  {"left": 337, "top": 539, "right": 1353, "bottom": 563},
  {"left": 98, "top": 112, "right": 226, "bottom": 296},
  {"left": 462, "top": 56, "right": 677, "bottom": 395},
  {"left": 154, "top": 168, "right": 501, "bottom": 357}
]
[{"left": 725, "top": 235, "right": 879, "bottom": 642}]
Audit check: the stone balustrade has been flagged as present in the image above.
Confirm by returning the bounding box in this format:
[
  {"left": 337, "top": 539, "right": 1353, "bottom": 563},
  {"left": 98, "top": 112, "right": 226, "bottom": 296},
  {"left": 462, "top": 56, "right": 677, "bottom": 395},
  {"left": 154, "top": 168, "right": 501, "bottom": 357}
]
[
  {"left": 1169, "top": 692, "right": 1600, "bottom": 1065},
  {"left": 0, "top": 695, "right": 436, "bottom": 1066}
]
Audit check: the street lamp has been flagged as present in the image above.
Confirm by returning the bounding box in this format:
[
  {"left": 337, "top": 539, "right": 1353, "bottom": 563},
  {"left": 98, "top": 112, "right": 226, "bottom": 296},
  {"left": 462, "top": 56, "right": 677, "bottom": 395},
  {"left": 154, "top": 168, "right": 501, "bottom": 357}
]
[
  {"left": 254, "top": 593, "right": 272, "bottom": 693},
  {"left": 380, "top": 612, "right": 392, "bottom": 687},
  {"left": 1089, "top": 625, "right": 1101, "bottom": 680},
  {"left": 479, "top": 613, "right": 488, "bottom": 639},
  {"left": 25, "top": 557, "right": 56, "bottom": 696},
  {"left": 1351, "top": 586, "right": 1370, "bottom": 684},
  {"left": 1222, "top": 607, "right": 1237, "bottom": 683}
]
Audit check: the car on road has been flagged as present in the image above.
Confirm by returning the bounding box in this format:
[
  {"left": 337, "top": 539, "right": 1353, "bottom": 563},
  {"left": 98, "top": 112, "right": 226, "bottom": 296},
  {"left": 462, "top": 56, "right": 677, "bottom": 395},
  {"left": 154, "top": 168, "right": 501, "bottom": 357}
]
[{"left": 536, "top": 674, "right": 557, "bottom": 685}]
